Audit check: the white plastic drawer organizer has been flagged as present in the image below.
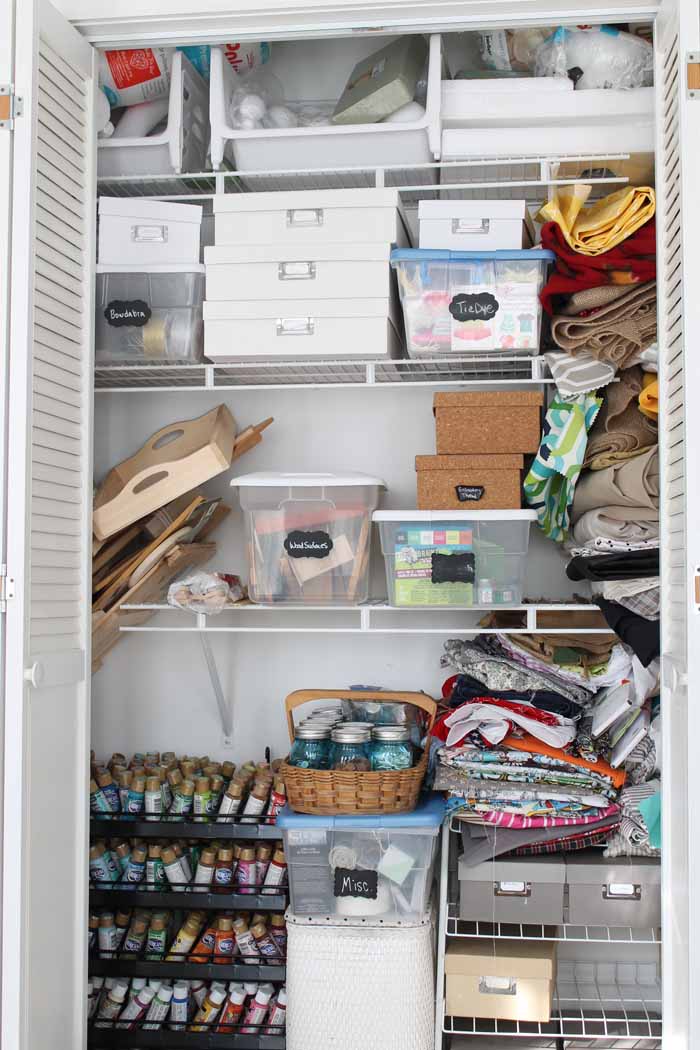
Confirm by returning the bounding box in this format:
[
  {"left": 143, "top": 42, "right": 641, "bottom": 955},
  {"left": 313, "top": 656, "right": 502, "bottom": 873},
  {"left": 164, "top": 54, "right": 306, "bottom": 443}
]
[
  {"left": 374, "top": 510, "right": 537, "bottom": 608},
  {"left": 209, "top": 35, "right": 442, "bottom": 175},
  {"left": 230, "top": 473, "right": 385, "bottom": 605},
  {"left": 97, "top": 51, "right": 209, "bottom": 177},
  {"left": 391, "top": 249, "right": 553, "bottom": 358}
]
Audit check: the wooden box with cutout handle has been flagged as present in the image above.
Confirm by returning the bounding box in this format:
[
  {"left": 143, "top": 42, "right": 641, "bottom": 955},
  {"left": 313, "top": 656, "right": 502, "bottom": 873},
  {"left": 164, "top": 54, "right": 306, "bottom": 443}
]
[{"left": 280, "top": 688, "right": 437, "bottom": 816}]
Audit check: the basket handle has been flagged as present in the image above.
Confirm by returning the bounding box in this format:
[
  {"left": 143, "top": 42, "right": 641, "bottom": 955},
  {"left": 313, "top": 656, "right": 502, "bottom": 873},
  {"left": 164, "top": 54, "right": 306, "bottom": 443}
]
[{"left": 284, "top": 688, "right": 437, "bottom": 744}]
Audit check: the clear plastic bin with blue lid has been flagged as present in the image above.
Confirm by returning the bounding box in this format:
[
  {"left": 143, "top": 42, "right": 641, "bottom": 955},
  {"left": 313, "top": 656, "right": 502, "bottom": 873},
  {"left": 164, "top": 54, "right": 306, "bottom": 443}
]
[
  {"left": 278, "top": 795, "right": 445, "bottom": 922},
  {"left": 390, "top": 248, "right": 554, "bottom": 359},
  {"left": 374, "top": 509, "right": 537, "bottom": 608}
]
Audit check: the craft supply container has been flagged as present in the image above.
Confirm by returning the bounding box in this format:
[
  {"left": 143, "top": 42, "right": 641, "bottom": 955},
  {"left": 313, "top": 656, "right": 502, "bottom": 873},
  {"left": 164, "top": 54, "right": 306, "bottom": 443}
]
[
  {"left": 391, "top": 248, "right": 553, "bottom": 357},
  {"left": 230, "top": 472, "right": 385, "bottom": 605},
  {"left": 98, "top": 198, "right": 203, "bottom": 267},
  {"left": 374, "top": 510, "right": 537, "bottom": 608},
  {"left": 415, "top": 453, "right": 525, "bottom": 511},
  {"left": 278, "top": 794, "right": 444, "bottom": 921},
  {"left": 458, "top": 855, "right": 567, "bottom": 924},
  {"left": 433, "top": 390, "right": 544, "bottom": 455},
  {"left": 95, "top": 265, "right": 205, "bottom": 364}
]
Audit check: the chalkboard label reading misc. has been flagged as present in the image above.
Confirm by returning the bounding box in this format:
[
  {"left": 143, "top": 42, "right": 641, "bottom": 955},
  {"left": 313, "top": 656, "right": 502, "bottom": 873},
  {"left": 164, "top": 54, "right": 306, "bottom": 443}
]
[
  {"left": 284, "top": 530, "right": 333, "bottom": 559},
  {"left": 449, "top": 292, "right": 500, "bottom": 322},
  {"left": 455, "top": 485, "right": 485, "bottom": 502},
  {"left": 333, "top": 867, "right": 378, "bottom": 900},
  {"left": 104, "top": 299, "right": 152, "bottom": 327}
]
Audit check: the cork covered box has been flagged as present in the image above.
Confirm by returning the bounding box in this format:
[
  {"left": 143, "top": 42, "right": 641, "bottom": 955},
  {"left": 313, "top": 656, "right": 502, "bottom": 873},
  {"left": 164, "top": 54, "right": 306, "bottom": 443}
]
[
  {"left": 416, "top": 454, "right": 524, "bottom": 510},
  {"left": 433, "top": 391, "right": 544, "bottom": 454}
]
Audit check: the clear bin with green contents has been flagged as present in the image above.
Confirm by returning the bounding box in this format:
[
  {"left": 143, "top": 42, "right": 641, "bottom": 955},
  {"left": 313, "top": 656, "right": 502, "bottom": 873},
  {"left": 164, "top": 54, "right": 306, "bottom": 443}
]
[{"left": 373, "top": 510, "right": 537, "bottom": 607}]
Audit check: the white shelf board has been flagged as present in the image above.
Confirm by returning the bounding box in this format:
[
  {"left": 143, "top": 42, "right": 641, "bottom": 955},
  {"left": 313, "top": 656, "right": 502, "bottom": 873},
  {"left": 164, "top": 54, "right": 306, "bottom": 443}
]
[
  {"left": 94, "top": 356, "right": 553, "bottom": 393},
  {"left": 119, "top": 602, "right": 607, "bottom": 636},
  {"left": 446, "top": 909, "right": 661, "bottom": 947}
]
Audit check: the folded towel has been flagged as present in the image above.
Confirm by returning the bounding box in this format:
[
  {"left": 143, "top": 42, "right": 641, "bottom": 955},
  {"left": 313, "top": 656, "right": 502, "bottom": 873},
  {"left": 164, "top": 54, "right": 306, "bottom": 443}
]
[
  {"left": 551, "top": 282, "right": 657, "bottom": 369},
  {"left": 538, "top": 184, "right": 656, "bottom": 256},
  {"left": 573, "top": 446, "right": 659, "bottom": 523},
  {"left": 584, "top": 366, "right": 657, "bottom": 468},
  {"left": 540, "top": 219, "right": 656, "bottom": 314},
  {"left": 572, "top": 509, "right": 659, "bottom": 545}
]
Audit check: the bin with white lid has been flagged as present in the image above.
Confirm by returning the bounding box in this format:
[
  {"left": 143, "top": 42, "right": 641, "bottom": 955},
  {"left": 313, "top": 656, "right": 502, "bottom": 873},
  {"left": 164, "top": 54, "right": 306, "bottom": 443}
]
[
  {"left": 231, "top": 472, "right": 386, "bottom": 605},
  {"left": 373, "top": 510, "right": 537, "bottom": 607},
  {"left": 391, "top": 248, "right": 553, "bottom": 358}
]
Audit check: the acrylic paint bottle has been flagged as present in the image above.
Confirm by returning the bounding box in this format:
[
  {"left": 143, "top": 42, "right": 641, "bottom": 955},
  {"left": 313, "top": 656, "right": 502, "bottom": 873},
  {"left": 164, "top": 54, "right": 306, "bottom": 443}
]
[
  {"left": 118, "top": 770, "right": 132, "bottom": 812},
  {"left": 113, "top": 841, "right": 131, "bottom": 876},
  {"left": 172, "top": 842, "right": 192, "bottom": 882},
  {"left": 144, "top": 776, "right": 163, "bottom": 820},
  {"left": 146, "top": 915, "right": 169, "bottom": 960},
  {"left": 89, "top": 843, "right": 120, "bottom": 885},
  {"left": 88, "top": 912, "right": 100, "bottom": 950},
  {"left": 214, "top": 916, "right": 235, "bottom": 963},
  {"left": 255, "top": 844, "right": 272, "bottom": 886},
  {"left": 191, "top": 979, "right": 208, "bottom": 1010},
  {"left": 267, "top": 778, "right": 287, "bottom": 819},
  {"left": 94, "top": 978, "right": 129, "bottom": 1026},
  {"left": 213, "top": 846, "right": 234, "bottom": 892},
  {"left": 122, "top": 916, "right": 148, "bottom": 954},
  {"left": 123, "top": 845, "right": 147, "bottom": 888},
  {"left": 190, "top": 985, "right": 227, "bottom": 1030},
  {"left": 269, "top": 913, "right": 287, "bottom": 955},
  {"left": 168, "top": 980, "right": 189, "bottom": 1030},
  {"left": 241, "top": 983, "right": 273, "bottom": 1034},
  {"left": 251, "top": 922, "right": 279, "bottom": 959},
  {"left": 114, "top": 910, "right": 132, "bottom": 952},
  {"left": 265, "top": 987, "right": 288, "bottom": 1033},
  {"left": 262, "top": 849, "right": 288, "bottom": 894},
  {"left": 208, "top": 774, "right": 224, "bottom": 815},
  {"left": 169, "top": 778, "right": 194, "bottom": 817},
  {"left": 98, "top": 913, "right": 118, "bottom": 959},
  {"left": 161, "top": 845, "right": 189, "bottom": 891},
  {"left": 193, "top": 777, "right": 211, "bottom": 822},
  {"left": 146, "top": 844, "right": 166, "bottom": 891},
  {"left": 217, "top": 780, "right": 243, "bottom": 822},
  {"left": 241, "top": 780, "right": 269, "bottom": 823},
  {"left": 89, "top": 778, "right": 112, "bottom": 816},
  {"left": 234, "top": 847, "right": 257, "bottom": 894},
  {"left": 232, "top": 918, "right": 260, "bottom": 964},
  {"left": 216, "top": 983, "right": 247, "bottom": 1033},
  {"left": 97, "top": 771, "right": 121, "bottom": 812},
  {"left": 166, "top": 914, "right": 202, "bottom": 961},
  {"left": 193, "top": 847, "right": 216, "bottom": 888},
  {"left": 143, "top": 983, "right": 173, "bottom": 1030},
  {"left": 189, "top": 919, "right": 217, "bottom": 962},
  {"left": 116, "top": 985, "right": 156, "bottom": 1029}
]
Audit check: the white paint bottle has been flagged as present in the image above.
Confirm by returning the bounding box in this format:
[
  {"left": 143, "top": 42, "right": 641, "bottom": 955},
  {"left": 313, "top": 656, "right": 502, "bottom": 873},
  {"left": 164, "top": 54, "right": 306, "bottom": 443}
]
[
  {"left": 98, "top": 913, "right": 118, "bottom": 959},
  {"left": 95, "top": 979, "right": 129, "bottom": 1026},
  {"left": 143, "top": 983, "right": 173, "bottom": 1030},
  {"left": 168, "top": 981, "right": 189, "bottom": 1031},
  {"left": 116, "top": 985, "right": 156, "bottom": 1029},
  {"left": 144, "top": 776, "right": 163, "bottom": 821}
]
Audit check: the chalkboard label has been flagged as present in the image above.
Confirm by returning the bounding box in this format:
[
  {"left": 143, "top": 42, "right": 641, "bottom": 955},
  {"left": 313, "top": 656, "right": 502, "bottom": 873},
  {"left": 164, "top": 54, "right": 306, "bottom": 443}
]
[
  {"left": 431, "top": 551, "right": 475, "bottom": 585},
  {"left": 333, "top": 867, "right": 378, "bottom": 900},
  {"left": 104, "top": 299, "right": 152, "bottom": 327},
  {"left": 455, "top": 485, "right": 485, "bottom": 503},
  {"left": 449, "top": 292, "right": 499, "bottom": 323},
  {"left": 284, "top": 530, "right": 333, "bottom": 559}
]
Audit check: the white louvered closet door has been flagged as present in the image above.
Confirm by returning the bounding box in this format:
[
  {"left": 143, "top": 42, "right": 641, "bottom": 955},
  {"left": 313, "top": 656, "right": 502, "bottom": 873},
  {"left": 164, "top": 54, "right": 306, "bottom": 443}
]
[
  {"left": 2, "top": 1, "right": 95, "bottom": 1047},
  {"left": 656, "top": 0, "right": 700, "bottom": 1046}
]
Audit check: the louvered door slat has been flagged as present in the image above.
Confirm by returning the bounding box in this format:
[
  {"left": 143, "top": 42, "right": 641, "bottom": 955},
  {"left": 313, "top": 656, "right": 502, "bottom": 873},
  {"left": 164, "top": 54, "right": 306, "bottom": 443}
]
[
  {"left": 35, "top": 220, "right": 82, "bottom": 265},
  {"left": 35, "top": 279, "right": 83, "bottom": 320},
  {"left": 34, "top": 326, "right": 83, "bottom": 368},
  {"left": 37, "top": 69, "right": 85, "bottom": 125},
  {"left": 33, "top": 375, "right": 83, "bottom": 409},
  {"left": 36, "top": 254, "right": 83, "bottom": 297}
]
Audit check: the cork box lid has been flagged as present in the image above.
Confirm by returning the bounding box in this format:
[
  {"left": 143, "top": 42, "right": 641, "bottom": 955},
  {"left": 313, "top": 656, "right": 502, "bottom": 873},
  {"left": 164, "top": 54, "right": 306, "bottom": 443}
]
[
  {"left": 416, "top": 454, "right": 524, "bottom": 471},
  {"left": 433, "top": 391, "right": 545, "bottom": 411}
]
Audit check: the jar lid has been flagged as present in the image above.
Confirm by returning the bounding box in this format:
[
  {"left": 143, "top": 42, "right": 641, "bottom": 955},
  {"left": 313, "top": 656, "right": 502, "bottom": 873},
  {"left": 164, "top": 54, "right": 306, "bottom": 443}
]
[
  {"left": 372, "top": 726, "right": 411, "bottom": 742},
  {"left": 295, "top": 724, "right": 331, "bottom": 740},
  {"left": 331, "top": 725, "right": 371, "bottom": 743}
]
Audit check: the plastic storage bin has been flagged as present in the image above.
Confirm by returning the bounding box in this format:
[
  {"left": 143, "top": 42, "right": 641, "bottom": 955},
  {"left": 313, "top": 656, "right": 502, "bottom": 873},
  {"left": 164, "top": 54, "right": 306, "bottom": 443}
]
[
  {"left": 458, "top": 855, "right": 566, "bottom": 925},
  {"left": 209, "top": 35, "right": 441, "bottom": 179},
  {"left": 230, "top": 473, "right": 385, "bottom": 605},
  {"left": 391, "top": 248, "right": 553, "bottom": 357},
  {"left": 418, "top": 200, "right": 534, "bottom": 251},
  {"left": 97, "top": 52, "right": 209, "bottom": 177},
  {"left": 277, "top": 795, "right": 445, "bottom": 921},
  {"left": 95, "top": 266, "right": 205, "bottom": 364},
  {"left": 565, "top": 853, "right": 661, "bottom": 928},
  {"left": 98, "top": 198, "right": 203, "bottom": 268},
  {"left": 374, "top": 510, "right": 536, "bottom": 608}
]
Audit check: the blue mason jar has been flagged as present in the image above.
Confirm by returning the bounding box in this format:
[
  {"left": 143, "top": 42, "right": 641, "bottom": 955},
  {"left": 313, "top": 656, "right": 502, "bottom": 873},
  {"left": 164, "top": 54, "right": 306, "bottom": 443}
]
[
  {"left": 369, "top": 726, "right": 414, "bottom": 771},
  {"left": 289, "top": 724, "right": 332, "bottom": 769},
  {"left": 329, "top": 725, "right": 371, "bottom": 771}
]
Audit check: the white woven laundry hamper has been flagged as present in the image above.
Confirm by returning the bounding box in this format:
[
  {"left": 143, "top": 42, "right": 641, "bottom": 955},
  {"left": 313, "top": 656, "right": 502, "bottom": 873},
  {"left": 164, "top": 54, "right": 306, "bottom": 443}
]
[{"left": 287, "top": 915, "right": 434, "bottom": 1050}]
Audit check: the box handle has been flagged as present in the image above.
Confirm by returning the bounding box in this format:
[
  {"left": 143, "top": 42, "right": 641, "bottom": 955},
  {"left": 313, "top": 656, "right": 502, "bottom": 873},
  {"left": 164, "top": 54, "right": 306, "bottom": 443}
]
[
  {"left": 479, "top": 976, "right": 517, "bottom": 996},
  {"left": 131, "top": 223, "right": 169, "bottom": 244},
  {"left": 451, "top": 218, "right": 490, "bottom": 235},
  {"left": 278, "top": 261, "right": 317, "bottom": 281},
  {"left": 494, "top": 880, "right": 531, "bottom": 897},
  {"left": 276, "top": 317, "right": 315, "bottom": 337},
  {"left": 287, "top": 208, "right": 324, "bottom": 228},
  {"left": 603, "top": 882, "right": 641, "bottom": 901}
]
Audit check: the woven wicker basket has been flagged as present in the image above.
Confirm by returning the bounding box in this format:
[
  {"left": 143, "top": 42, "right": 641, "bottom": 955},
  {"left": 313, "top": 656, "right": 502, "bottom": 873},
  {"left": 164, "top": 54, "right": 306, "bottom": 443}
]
[{"left": 280, "top": 688, "right": 436, "bottom": 816}]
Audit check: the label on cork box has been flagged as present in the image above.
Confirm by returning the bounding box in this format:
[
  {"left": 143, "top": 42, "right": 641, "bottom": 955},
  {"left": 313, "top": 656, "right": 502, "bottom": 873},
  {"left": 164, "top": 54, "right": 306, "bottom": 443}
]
[{"left": 392, "top": 528, "right": 474, "bottom": 606}]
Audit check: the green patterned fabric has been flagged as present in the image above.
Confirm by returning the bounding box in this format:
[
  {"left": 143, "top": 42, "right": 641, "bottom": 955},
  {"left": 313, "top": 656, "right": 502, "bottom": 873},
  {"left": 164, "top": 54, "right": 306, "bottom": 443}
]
[{"left": 524, "top": 394, "right": 602, "bottom": 542}]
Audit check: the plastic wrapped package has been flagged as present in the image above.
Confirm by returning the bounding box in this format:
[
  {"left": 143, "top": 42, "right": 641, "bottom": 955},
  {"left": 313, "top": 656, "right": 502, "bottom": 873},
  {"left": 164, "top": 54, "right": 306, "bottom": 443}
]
[
  {"left": 227, "top": 69, "right": 285, "bottom": 129},
  {"left": 478, "top": 28, "right": 556, "bottom": 73},
  {"left": 534, "top": 26, "right": 654, "bottom": 89},
  {"left": 167, "top": 572, "right": 244, "bottom": 614}
]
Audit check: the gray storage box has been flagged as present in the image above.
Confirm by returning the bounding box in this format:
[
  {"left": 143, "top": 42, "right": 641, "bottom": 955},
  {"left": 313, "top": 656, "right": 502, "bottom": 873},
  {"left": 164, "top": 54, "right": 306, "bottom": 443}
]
[
  {"left": 458, "top": 855, "right": 566, "bottom": 925},
  {"left": 565, "top": 853, "right": 661, "bottom": 928}
]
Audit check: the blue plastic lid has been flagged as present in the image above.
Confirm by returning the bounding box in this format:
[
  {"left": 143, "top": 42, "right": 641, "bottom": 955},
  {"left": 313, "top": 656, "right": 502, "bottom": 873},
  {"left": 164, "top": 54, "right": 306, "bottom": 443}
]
[
  {"left": 277, "top": 794, "right": 446, "bottom": 830},
  {"left": 391, "top": 248, "right": 555, "bottom": 263}
]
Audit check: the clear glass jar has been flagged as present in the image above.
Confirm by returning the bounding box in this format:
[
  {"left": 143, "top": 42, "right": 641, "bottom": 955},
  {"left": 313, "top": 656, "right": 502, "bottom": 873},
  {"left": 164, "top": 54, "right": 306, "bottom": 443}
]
[
  {"left": 369, "top": 726, "right": 414, "bottom": 771},
  {"left": 289, "top": 724, "right": 331, "bottom": 769},
  {"left": 329, "top": 725, "right": 371, "bottom": 771}
]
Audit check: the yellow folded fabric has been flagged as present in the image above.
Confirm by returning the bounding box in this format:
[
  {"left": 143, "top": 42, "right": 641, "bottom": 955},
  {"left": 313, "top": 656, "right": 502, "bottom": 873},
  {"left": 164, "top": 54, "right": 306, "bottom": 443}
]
[
  {"left": 537, "top": 185, "right": 656, "bottom": 256},
  {"left": 639, "top": 375, "right": 659, "bottom": 420}
]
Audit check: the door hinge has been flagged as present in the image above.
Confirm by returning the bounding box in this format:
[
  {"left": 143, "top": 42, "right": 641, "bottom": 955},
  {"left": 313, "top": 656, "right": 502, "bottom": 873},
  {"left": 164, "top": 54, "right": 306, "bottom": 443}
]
[
  {"left": 0, "top": 566, "right": 15, "bottom": 611},
  {"left": 687, "top": 54, "right": 700, "bottom": 98},
  {"left": 0, "top": 85, "right": 23, "bottom": 130}
]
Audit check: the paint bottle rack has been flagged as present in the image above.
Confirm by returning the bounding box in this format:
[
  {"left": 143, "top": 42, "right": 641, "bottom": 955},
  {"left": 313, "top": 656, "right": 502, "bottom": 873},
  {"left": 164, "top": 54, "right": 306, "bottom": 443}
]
[
  {"left": 89, "top": 816, "right": 283, "bottom": 840},
  {"left": 86, "top": 1021, "right": 286, "bottom": 1048}
]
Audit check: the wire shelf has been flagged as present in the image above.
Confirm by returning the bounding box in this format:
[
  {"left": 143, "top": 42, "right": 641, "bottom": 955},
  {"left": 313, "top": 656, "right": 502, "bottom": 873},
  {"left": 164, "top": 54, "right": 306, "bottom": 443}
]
[
  {"left": 446, "top": 908, "right": 661, "bottom": 946},
  {"left": 94, "top": 355, "right": 552, "bottom": 392},
  {"left": 443, "top": 973, "right": 662, "bottom": 1044}
]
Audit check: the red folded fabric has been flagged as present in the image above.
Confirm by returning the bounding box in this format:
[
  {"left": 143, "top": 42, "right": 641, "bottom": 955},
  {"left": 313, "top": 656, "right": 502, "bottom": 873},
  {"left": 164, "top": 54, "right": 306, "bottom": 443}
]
[
  {"left": 433, "top": 697, "right": 564, "bottom": 743},
  {"left": 540, "top": 219, "right": 657, "bottom": 315}
]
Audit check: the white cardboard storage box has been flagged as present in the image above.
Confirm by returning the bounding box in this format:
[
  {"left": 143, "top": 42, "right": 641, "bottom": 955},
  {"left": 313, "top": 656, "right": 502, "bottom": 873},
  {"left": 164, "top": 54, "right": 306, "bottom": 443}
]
[
  {"left": 205, "top": 242, "right": 393, "bottom": 302},
  {"left": 212, "top": 188, "right": 411, "bottom": 248},
  {"left": 445, "top": 939, "right": 556, "bottom": 1023},
  {"left": 98, "top": 198, "right": 203, "bottom": 268},
  {"left": 418, "top": 200, "right": 534, "bottom": 251},
  {"left": 204, "top": 297, "right": 402, "bottom": 361}
]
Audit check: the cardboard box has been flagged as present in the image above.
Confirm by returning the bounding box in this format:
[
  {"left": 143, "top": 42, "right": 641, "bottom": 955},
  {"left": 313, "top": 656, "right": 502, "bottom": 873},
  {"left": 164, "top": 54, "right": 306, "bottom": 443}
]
[
  {"left": 416, "top": 453, "right": 524, "bottom": 510},
  {"left": 445, "top": 939, "right": 556, "bottom": 1023},
  {"left": 433, "top": 391, "right": 544, "bottom": 454}
]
